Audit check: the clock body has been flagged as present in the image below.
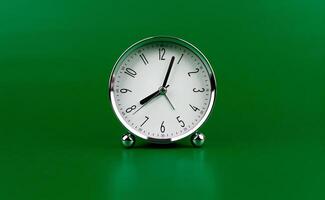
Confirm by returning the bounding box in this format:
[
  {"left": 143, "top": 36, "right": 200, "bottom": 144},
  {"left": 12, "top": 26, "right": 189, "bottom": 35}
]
[{"left": 109, "top": 36, "right": 216, "bottom": 144}]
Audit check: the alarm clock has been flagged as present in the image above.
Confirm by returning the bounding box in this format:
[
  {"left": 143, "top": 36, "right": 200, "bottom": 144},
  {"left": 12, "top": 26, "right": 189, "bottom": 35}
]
[{"left": 108, "top": 36, "right": 216, "bottom": 147}]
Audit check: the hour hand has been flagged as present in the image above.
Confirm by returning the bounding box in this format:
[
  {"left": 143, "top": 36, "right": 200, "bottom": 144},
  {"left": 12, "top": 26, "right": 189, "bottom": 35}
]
[
  {"left": 134, "top": 89, "right": 160, "bottom": 115},
  {"left": 140, "top": 90, "right": 160, "bottom": 105},
  {"left": 139, "top": 85, "right": 170, "bottom": 105}
]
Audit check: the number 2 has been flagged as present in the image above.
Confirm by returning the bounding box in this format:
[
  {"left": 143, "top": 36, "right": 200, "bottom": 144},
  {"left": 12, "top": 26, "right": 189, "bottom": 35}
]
[
  {"left": 188, "top": 68, "right": 199, "bottom": 77},
  {"left": 159, "top": 48, "right": 166, "bottom": 60}
]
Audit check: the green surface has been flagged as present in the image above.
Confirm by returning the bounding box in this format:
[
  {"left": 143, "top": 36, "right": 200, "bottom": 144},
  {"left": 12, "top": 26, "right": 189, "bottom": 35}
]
[{"left": 0, "top": 0, "right": 324, "bottom": 200}]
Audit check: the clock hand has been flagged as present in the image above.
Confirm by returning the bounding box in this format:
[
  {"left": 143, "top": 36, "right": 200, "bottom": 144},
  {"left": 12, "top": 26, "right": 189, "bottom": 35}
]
[
  {"left": 163, "top": 94, "right": 175, "bottom": 110},
  {"left": 162, "top": 56, "right": 175, "bottom": 87},
  {"left": 139, "top": 85, "right": 169, "bottom": 105},
  {"left": 133, "top": 101, "right": 153, "bottom": 115},
  {"left": 139, "top": 90, "right": 160, "bottom": 105},
  {"left": 134, "top": 92, "right": 161, "bottom": 115}
]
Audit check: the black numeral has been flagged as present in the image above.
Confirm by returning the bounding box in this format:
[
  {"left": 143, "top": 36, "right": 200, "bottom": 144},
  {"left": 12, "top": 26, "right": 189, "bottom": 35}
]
[
  {"left": 188, "top": 68, "right": 199, "bottom": 77},
  {"left": 159, "top": 48, "right": 166, "bottom": 60},
  {"left": 140, "top": 53, "right": 148, "bottom": 65},
  {"left": 160, "top": 121, "right": 165, "bottom": 133},
  {"left": 141, "top": 116, "right": 149, "bottom": 127},
  {"left": 120, "top": 88, "right": 132, "bottom": 93},
  {"left": 193, "top": 88, "right": 205, "bottom": 92},
  {"left": 176, "top": 116, "right": 185, "bottom": 127},
  {"left": 177, "top": 53, "right": 184, "bottom": 64},
  {"left": 189, "top": 104, "right": 200, "bottom": 112},
  {"left": 125, "top": 68, "right": 137, "bottom": 78},
  {"left": 126, "top": 105, "right": 136, "bottom": 113}
]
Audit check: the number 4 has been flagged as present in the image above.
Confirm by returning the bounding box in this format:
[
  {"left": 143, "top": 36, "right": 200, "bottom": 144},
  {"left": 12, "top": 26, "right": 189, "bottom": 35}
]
[{"left": 189, "top": 104, "right": 200, "bottom": 112}]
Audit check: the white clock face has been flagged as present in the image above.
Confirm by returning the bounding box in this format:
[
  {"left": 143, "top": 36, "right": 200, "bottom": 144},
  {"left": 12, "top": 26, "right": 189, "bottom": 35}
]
[{"left": 110, "top": 37, "right": 216, "bottom": 143}]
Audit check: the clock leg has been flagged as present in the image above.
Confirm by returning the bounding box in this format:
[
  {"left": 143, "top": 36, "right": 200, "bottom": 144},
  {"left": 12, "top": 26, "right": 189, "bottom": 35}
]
[
  {"left": 121, "top": 133, "right": 135, "bottom": 148},
  {"left": 191, "top": 132, "right": 205, "bottom": 147}
]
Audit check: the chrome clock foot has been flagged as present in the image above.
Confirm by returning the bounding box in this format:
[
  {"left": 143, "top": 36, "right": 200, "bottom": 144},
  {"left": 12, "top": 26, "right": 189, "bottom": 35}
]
[
  {"left": 121, "top": 133, "right": 135, "bottom": 148},
  {"left": 191, "top": 132, "right": 205, "bottom": 147}
]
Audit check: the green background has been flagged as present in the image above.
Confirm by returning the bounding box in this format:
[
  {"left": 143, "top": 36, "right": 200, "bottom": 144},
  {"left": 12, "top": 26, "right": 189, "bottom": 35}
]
[{"left": 1, "top": 0, "right": 324, "bottom": 199}]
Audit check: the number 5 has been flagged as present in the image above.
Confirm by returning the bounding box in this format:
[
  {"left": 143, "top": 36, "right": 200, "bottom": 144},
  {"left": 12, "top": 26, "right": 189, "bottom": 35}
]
[{"left": 176, "top": 116, "right": 185, "bottom": 127}]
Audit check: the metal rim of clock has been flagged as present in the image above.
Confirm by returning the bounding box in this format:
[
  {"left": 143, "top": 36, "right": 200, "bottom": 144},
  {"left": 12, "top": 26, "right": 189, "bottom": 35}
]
[{"left": 108, "top": 36, "right": 217, "bottom": 144}]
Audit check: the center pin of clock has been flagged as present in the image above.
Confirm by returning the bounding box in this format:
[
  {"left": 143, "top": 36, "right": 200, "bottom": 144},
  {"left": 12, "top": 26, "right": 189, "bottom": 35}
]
[{"left": 158, "top": 86, "right": 168, "bottom": 95}]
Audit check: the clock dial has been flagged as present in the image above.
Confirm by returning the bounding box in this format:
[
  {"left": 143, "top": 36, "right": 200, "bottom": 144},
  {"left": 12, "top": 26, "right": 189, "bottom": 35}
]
[{"left": 110, "top": 37, "right": 216, "bottom": 143}]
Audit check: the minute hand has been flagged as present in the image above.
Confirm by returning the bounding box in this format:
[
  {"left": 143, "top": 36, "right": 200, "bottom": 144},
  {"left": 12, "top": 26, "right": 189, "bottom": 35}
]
[{"left": 162, "top": 56, "right": 175, "bottom": 87}]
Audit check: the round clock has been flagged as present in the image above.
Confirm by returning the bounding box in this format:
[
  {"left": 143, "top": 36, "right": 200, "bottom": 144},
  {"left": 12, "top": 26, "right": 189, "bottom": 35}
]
[{"left": 109, "top": 36, "right": 216, "bottom": 147}]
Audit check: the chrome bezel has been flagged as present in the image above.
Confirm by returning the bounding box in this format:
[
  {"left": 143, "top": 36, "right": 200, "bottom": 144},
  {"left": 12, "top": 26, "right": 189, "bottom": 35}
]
[{"left": 108, "top": 36, "right": 217, "bottom": 144}]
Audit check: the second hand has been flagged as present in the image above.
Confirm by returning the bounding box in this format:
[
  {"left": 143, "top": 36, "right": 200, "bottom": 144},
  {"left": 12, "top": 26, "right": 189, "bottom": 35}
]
[{"left": 163, "top": 94, "right": 175, "bottom": 110}]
